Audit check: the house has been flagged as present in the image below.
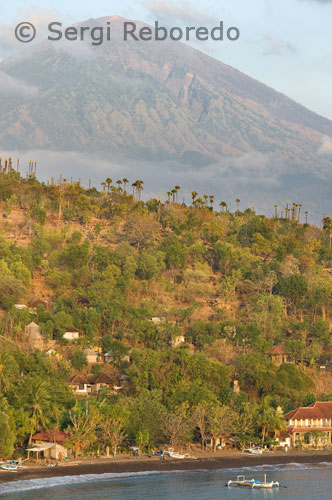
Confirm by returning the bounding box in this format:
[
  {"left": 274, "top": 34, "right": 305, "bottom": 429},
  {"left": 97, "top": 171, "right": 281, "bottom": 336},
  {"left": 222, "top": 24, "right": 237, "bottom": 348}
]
[
  {"left": 28, "top": 429, "right": 69, "bottom": 460},
  {"left": 25, "top": 322, "right": 45, "bottom": 350},
  {"left": 68, "top": 374, "right": 91, "bottom": 394},
  {"left": 63, "top": 330, "right": 80, "bottom": 341},
  {"left": 284, "top": 401, "right": 332, "bottom": 446},
  {"left": 270, "top": 343, "right": 294, "bottom": 367},
  {"left": 84, "top": 349, "right": 99, "bottom": 364},
  {"left": 150, "top": 316, "right": 166, "bottom": 324},
  {"left": 275, "top": 430, "right": 292, "bottom": 448},
  {"left": 90, "top": 372, "right": 116, "bottom": 394}
]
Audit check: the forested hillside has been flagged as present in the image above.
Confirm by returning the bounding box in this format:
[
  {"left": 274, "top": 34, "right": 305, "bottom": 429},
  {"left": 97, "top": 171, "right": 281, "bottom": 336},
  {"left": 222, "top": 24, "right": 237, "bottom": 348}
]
[{"left": 1, "top": 169, "right": 332, "bottom": 457}]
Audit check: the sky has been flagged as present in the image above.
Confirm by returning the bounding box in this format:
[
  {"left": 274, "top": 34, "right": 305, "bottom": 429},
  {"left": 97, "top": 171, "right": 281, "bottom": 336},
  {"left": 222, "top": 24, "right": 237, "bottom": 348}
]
[{"left": 0, "top": 0, "right": 331, "bottom": 119}]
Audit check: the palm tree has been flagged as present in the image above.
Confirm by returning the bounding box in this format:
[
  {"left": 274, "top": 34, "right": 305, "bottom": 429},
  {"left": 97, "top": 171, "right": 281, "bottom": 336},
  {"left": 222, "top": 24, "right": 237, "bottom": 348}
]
[
  {"left": 274, "top": 205, "right": 278, "bottom": 218},
  {"left": 167, "top": 191, "right": 172, "bottom": 202},
  {"left": 171, "top": 188, "right": 177, "bottom": 204},
  {"left": 191, "top": 191, "right": 198, "bottom": 205},
  {"left": 174, "top": 186, "right": 180, "bottom": 203},
  {"left": 209, "top": 195, "right": 215, "bottom": 208},
  {"left": 219, "top": 201, "right": 227, "bottom": 212},
  {"left": 298, "top": 204, "right": 302, "bottom": 222},
  {"left": 132, "top": 181, "right": 138, "bottom": 199},
  {"left": 286, "top": 200, "right": 289, "bottom": 219},
  {"left": 27, "top": 380, "right": 51, "bottom": 444},
  {"left": 116, "top": 180, "right": 122, "bottom": 191},
  {"left": 122, "top": 178, "right": 129, "bottom": 194},
  {"left": 134, "top": 180, "right": 144, "bottom": 200},
  {"left": 101, "top": 182, "right": 106, "bottom": 194},
  {"left": 235, "top": 198, "right": 240, "bottom": 214},
  {"left": 105, "top": 178, "right": 112, "bottom": 195},
  {"left": 305, "top": 211, "right": 308, "bottom": 224},
  {"left": 0, "top": 351, "right": 13, "bottom": 393}
]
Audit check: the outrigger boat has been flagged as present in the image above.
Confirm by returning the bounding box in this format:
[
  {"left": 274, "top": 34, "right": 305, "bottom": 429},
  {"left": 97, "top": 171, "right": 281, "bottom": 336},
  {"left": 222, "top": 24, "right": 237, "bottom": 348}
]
[
  {"left": 1, "top": 461, "right": 19, "bottom": 472},
  {"left": 227, "top": 474, "right": 279, "bottom": 489}
]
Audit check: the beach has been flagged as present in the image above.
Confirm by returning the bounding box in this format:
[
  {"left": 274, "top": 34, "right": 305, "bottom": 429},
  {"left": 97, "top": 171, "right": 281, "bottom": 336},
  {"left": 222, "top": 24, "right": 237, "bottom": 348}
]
[{"left": 1, "top": 449, "right": 332, "bottom": 484}]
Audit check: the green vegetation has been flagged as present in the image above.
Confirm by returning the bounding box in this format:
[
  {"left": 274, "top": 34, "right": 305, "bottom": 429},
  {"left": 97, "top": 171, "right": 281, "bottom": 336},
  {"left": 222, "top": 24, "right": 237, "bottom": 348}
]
[{"left": 0, "top": 170, "right": 332, "bottom": 457}]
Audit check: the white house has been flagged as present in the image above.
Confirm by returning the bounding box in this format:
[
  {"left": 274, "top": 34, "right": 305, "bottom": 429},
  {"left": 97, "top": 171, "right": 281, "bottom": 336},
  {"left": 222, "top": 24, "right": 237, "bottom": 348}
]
[{"left": 63, "top": 331, "right": 80, "bottom": 341}]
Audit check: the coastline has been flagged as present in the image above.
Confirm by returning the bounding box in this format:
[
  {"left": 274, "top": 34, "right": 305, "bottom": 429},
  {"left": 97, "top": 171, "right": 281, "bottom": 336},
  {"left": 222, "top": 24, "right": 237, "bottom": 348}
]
[{"left": 1, "top": 450, "right": 332, "bottom": 485}]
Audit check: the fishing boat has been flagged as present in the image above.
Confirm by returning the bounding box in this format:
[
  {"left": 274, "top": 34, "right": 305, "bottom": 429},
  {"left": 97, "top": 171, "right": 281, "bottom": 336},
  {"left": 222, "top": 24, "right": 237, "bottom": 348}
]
[
  {"left": 227, "top": 475, "right": 256, "bottom": 487},
  {"left": 165, "top": 448, "right": 190, "bottom": 459},
  {"left": 243, "top": 447, "right": 263, "bottom": 455},
  {"left": 227, "top": 474, "right": 279, "bottom": 489},
  {"left": 1, "top": 461, "right": 18, "bottom": 472}
]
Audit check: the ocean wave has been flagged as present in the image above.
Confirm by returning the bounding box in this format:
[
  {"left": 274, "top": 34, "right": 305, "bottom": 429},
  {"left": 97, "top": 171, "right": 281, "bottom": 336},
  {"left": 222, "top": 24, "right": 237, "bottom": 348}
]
[
  {"left": 1, "top": 462, "right": 332, "bottom": 496},
  {"left": 0, "top": 469, "right": 193, "bottom": 496}
]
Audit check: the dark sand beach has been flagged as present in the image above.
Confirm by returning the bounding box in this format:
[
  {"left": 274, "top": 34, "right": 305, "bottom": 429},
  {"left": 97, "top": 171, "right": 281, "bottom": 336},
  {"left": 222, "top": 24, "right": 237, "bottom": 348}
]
[{"left": 1, "top": 450, "right": 332, "bottom": 484}]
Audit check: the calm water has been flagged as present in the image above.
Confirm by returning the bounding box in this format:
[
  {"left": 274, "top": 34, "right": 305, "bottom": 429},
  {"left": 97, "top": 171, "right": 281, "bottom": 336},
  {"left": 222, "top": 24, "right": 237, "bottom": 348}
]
[{"left": 0, "top": 463, "right": 331, "bottom": 500}]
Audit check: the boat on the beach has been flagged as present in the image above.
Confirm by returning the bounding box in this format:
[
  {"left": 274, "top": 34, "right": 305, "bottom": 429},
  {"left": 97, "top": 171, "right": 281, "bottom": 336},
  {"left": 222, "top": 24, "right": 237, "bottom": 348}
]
[
  {"left": 0, "top": 461, "right": 19, "bottom": 472},
  {"left": 227, "top": 474, "right": 279, "bottom": 489},
  {"left": 165, "top": 448, "right": 190, "bottom": 459},
  {"left": 243, "top": 447, "right": 264, "bottom": 455}
]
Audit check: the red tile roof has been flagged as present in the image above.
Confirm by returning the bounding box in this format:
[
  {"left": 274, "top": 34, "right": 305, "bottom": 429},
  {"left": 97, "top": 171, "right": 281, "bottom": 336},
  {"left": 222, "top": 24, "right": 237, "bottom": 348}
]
[
  {"left": 90, "top": 372, "right": 114, "bottom": 384},
  {"left": 271, "top": 343, "right": 286, "bottom": 355},
  {"left": 68, "top": 374, "right": 90, "bottom": 385},
  {"left": 284, "top": 401, "right": 332, "bottom": 420},
  {"left": 32, "top": 430, "right": 69, "bottom": 445}
]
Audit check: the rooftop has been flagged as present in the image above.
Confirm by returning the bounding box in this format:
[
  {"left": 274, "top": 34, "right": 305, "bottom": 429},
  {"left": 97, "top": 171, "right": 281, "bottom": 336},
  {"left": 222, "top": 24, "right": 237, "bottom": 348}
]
[{"left": 284, "top": 401, "right": 332, "bottom": 420}]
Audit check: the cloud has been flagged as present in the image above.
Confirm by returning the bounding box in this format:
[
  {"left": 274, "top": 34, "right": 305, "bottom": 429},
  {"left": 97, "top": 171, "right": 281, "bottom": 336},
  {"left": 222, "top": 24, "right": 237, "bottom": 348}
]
[
  {"left": 0, "top": 7, "right": 65, "bottom": 59},
  {"left": 143, "top": 1, "right": 218, "bottom": 26},
  {"left": 0, "top": 70, "right": 38, "bottom": 97},
  {"left": 318, "top": 136, "right": 332, "bottom": 156},
  {"left": 262, "top": 36, "right": 296, "bottom": 56}
]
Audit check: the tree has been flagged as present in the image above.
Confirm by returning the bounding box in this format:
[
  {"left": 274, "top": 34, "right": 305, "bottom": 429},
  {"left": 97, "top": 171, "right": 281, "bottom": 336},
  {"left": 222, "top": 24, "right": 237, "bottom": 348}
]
[
  {"left": 208, "top": 405, "right": 236, "bottom": 451},
  {"left": 66, "top": 400, "right": 100, "bottom": 458},
  {"left": 191, "top": 401, "right": 211, "bottom": 449},
  {"left": 99, "top": 404, "right": 128, "bottom": 457},
  {"left": 163, "top": 405, "right": 192, "bottom": 450},
  {"left": 71, "top": 350, "right": 88, "bottom": 371}
]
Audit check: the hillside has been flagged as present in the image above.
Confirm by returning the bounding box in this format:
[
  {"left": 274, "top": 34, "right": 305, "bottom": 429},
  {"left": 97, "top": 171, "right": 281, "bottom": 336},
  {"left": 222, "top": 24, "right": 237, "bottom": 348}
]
[{"left": 1, "top": 169, "right": 332, "bottom": 457}]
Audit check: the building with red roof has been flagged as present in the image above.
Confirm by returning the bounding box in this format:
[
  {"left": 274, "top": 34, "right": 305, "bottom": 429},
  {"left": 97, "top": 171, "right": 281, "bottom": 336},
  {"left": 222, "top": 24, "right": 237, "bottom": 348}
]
[{"left": 284, "top": 401, "right": 332, "bottom": 446}]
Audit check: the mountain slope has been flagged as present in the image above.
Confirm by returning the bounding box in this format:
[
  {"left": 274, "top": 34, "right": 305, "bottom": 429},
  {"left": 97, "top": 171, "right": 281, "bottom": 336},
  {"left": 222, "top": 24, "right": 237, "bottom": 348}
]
[{"left": 0, "top": 15, "right": 331, "bottom": 168}]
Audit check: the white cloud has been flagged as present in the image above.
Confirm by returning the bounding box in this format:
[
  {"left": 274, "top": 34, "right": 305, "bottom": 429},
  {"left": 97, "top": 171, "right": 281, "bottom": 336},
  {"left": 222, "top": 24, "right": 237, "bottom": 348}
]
[
  {"left": 143, "top": 1, "right": 218, "bottom": 26},
  {"left": 0, "top": 7, "right": 66, "bottom": 59},
  {"left": 318, "top": 136, "right": 332, "bottom": 156},
  {"left": 0, "top": 70, "right": 38, "bottom": 96},
  {"left": 263, "top": 36, "right": 296, "bottom": 56}
]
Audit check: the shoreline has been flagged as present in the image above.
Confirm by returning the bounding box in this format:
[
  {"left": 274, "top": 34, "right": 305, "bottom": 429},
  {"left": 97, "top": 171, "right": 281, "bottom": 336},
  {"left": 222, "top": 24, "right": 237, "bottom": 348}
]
[{"left": 1, "top": 450, "right": 332, "bottom": 485}]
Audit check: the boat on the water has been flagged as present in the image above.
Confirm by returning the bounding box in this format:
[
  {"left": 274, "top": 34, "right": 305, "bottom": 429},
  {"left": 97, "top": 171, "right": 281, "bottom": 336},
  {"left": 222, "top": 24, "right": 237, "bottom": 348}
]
[{"left": 227, "top": 474, "right": 279, "bottom": 489}]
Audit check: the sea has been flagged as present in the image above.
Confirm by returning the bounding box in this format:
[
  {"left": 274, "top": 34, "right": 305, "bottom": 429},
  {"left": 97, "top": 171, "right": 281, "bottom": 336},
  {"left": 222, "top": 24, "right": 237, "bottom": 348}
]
[{"left": 0, "top": 463, "right": 331, "bottom": 500}]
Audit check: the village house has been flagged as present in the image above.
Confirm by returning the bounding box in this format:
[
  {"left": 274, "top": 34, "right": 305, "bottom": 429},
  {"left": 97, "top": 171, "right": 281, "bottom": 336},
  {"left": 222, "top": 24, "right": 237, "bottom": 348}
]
[
  {"left": 270, "top": 343, "right": 295, "bottom": 367},
  {"left": 28, "top": 429, "right": 69, "bottom": 460},
  {"left": 150, "top": 316, "right": 166, "bottom": 324},
  {"left": 90, "top": 372, "right": 116, "bottom": 394},
  {"left": 63, "top": 330, "right": 80, "bottom": 341},
  {"left": 84, "top": 348, "right": 99, "bottom": 364},
  {"left": 284, "top": 401, "right": 332, "bottom": 446},
  {"left": 275, "top": 430, "right": 292, "bottom": 448},
  {"left": 25, "top": 321, "right": 45, "bottom": 351},
  {"left": 68, "top": 374, "right": 91, "bottom": 395}
]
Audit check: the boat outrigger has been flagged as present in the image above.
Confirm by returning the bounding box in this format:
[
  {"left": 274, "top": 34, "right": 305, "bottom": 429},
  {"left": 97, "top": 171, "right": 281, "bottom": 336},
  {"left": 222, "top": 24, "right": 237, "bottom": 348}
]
[{"left": 227, "top": 474, "right": 279, "bottom": 489}]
